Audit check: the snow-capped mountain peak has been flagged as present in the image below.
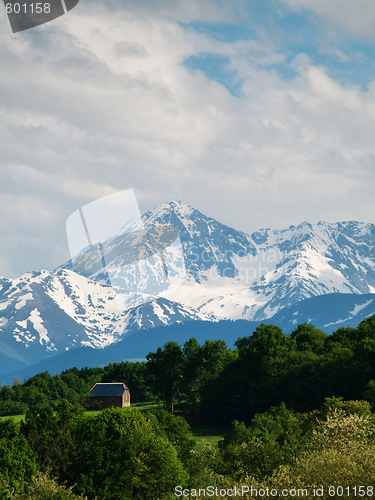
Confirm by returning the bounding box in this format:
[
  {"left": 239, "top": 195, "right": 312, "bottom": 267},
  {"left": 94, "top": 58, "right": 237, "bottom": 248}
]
[{"left": 1, "top": 201, "right": 375, "bottom": 376}]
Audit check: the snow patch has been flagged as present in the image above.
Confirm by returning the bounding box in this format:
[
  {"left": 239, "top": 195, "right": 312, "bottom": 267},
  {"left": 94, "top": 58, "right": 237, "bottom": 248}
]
[
  {"left": 29, "top": 309, "right": 51, "bottom": 346},
  {"left": 350, "top": 300, "right": 374, "bottom": 317},
  {"left": 15, "top": 293, "right": 33, "bottom": 310},
  {"left": 324, "top": 299, "right": 375, "bottom": 327}
]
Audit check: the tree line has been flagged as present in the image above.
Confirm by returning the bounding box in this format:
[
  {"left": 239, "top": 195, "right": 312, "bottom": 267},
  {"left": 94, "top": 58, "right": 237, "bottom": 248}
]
[
  {"left": 0, "top": 338, "right": 237, "bottom": 416},
  {"left": 2, "top": 316, "right": 375, "bottom": 420},
  {"left": 1, "top": 315, "right": 375, "bottom": 498}
]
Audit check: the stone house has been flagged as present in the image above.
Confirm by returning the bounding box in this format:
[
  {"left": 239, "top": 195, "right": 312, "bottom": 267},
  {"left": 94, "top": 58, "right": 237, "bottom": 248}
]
[{"left": 89, "top": 382, "right": 130, "bottom": 409}]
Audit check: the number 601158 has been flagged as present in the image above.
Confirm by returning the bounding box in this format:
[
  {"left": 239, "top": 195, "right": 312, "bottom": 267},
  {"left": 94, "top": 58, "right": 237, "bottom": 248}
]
[{"left": 5, "top": 3, "right": 51, "bottom": 14}]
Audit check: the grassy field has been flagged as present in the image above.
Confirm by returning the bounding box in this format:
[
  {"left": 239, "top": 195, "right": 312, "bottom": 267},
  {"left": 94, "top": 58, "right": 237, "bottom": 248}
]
[
  {"left": 185, "top": 418, "right": 228, "bottom": 446},
  {"left": 0, "top": 414, "right": 25, "bottom": 423},
  {"left": 82, "top": 403, "right": 164, "bottom": 417},
  {"left": 131, "top": 402, "right": 165, "bottom": 411}
]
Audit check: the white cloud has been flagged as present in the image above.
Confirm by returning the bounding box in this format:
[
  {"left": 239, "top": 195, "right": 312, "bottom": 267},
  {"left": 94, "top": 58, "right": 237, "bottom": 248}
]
[
  {"left": 278, "top": 0, "right": 375, "bottom": 40},
  {"left": 88, "top": 0, "right": 248, "bottom": 24},
  {"left": 7, "top": 164, "right": 117, "bottom": 199},
  {"left": 317, "top": 43, "right": 348, "bottom": 62}
]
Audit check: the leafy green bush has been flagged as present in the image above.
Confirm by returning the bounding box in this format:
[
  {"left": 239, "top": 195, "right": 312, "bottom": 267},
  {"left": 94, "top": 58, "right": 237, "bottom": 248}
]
[
  {"left": 219, "top": 403, "right": 304, "bottom": 480},
  {"left": 0, "top": 435, "right": 37, "bottom": 492},
  {"left": 72, "top": 407, "right": 188, "bottom": 500}
]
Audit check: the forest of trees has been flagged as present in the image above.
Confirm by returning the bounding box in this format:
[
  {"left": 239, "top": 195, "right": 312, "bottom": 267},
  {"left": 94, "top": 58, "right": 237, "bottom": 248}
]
[{"left": 2, "top": 315, "right": 375, "bottom": 498}]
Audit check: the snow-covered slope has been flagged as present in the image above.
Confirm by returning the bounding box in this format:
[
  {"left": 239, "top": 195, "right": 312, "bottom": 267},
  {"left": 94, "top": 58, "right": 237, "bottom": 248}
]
[
  {"left": 1, "top": 200, "right": 375, "bottom": 372},
  {"left": 0, "top": 267, "right": 213, "bottom": 368}
]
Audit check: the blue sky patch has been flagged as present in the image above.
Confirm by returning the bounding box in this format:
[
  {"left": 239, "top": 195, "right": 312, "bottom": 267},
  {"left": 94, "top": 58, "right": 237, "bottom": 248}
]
[{"left": 184, "top": 53, "right": 243, "bottom": 96}]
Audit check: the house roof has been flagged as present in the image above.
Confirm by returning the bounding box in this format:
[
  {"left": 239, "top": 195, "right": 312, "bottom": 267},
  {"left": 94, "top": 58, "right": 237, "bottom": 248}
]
[{"left": 90, "top": 382, "right": 129, "bottom": 397}]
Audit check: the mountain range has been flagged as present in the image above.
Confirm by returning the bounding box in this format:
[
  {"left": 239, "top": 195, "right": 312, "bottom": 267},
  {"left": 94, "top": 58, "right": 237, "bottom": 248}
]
[{"left": 1, "top": 200, "right": 375, "bottom": 383}]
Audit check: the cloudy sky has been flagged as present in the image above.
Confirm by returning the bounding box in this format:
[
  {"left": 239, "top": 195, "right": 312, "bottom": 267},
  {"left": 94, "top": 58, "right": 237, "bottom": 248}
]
[{"left": 1, "top": 0, "right": 375, "bottom": 278}]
